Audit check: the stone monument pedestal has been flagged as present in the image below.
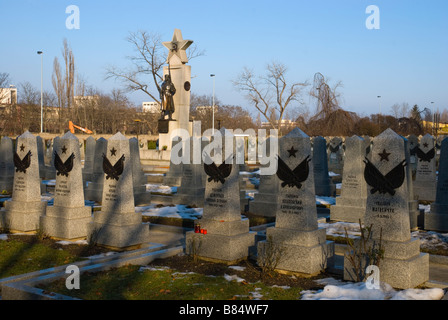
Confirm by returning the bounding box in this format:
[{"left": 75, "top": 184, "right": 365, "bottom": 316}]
[
  {"left": 3, "top": 201, "right": 46, "bottom": 232},
  {"left": 330, "top": 198, "right": 367, "bottom": 223},
  {"left": 41, "top": 206, "right": 92, "bottom": 239}
]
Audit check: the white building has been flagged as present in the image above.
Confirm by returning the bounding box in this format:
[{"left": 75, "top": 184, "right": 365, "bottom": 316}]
[
  {"left": 0, "top": 86, "right": 17, "bottom": 105},
  {"left": 195, "top": 105, "right": 218, "bottom": 115},
  {"left": 142, "top": 101, "right": 160, "bottom": 113}
]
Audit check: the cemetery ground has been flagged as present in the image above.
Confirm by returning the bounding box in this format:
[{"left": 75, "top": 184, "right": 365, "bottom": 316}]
[{"left": 0, "top": 172, "right": 447, "bottom": 301}]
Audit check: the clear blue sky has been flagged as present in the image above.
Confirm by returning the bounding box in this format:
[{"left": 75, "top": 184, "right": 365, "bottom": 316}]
[{"left": 1, "top": 0, "right": 447, "bottom": 119}]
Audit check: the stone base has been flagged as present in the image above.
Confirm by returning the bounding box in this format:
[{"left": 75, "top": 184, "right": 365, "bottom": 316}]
[
  {"left": 330, "top": 205, "right": 366, "bottom": 223},
  {"left": 88, "top": 211, "right": 150, "bottom": 249},
  {"left": 173, "top": 189, "right": 205, "bottom": 207},
  {"left": 424, "top": 212, "right": 448, "bottom": 232},
  {"left": 134, "top": 191, "right": 152, "bottom": 206},
  {"left": 40, "top": 205, "right": 92, "bottom": 239},
  {"left": 1, "top": 200, "right": 47, "bottom": 232},
  {"left": 84, "top": 184, "right": 103, "bottom": 203},
  {"left": 409, "top": 200, "right": 424, "bottom": 230},
  {"left": 258, "top": 238, "right": 334, "bottom": 275},
  {"left": 186, "top": 231, "right": 255, "bottom": 263}
]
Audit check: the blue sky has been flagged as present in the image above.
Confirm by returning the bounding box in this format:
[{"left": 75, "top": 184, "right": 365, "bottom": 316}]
[{"left": 1, "top": 0, "right": 447, "bottom": 119}]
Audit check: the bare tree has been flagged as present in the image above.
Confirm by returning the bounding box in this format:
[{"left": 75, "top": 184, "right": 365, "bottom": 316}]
[
  {"left": 63, "top": 39, "right": 76, "bottom": 113},
  {"left": 0, "top": 72, "right": 12, "bottom": 103},
  {"left": 233, "top": 61, "right": 308, "bottom": 135},
  {"left": 390, "top": 102, "right": 410, "bottom": 118},
  {"left": 18, "top": 81, "right": 40, "bottom": 105},
  {"left": 52, "top": 57, "right": 65, "bottom": 133},
  {"left": 105, "top": 30, "right": 204, "bottom": 104}
]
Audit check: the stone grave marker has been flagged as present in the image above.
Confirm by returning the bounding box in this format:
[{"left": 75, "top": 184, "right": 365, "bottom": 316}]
[
  {"left": 327, "top": 136, "right": 344, "bottom": 175},
  {"left": 186, "top": 128, "right": 255, "bottom": 263},
  {"left": 344, "top": 128, "right": 428, "bottom": 289},
  {"left": 88, "top": 132, "right": 150, "bottom": 249},
  {"left": 258, "top": 128, "right": 334, "bottom": 275},
  {"left": 0, "top": 137, "right": 15, "bottom": 194},
  {"left": 426, "top": 137, "right": 448, "bottom": 232},
  {"left": 84, "top": 137, "right": 107, "bottom": 202},
  {"left": 82, "top": 136, "right": 96, "bottom": 182},
  {"left": 313, "top": 136, "right": 335, "bottom": 197},
  {"left": 413, "top": 134, "right": 437, "bottom": 202},
  {"left": 0, "top": 131, "right": 47, "bottom": 231},
  {"left": 330, "top": 135, "right": 368, "bottom": 223},
  {"left": 407, "top": 134, "right": 419, "bottom": 176},
  {"left": 40, "top": 131, "right": 92, "bottom": 239},
  {"left": 163, "top": 138, "right": 183, "bottom": 187},
  {"left": 129, "top": 137, "right": 151, "bottom": 206}
]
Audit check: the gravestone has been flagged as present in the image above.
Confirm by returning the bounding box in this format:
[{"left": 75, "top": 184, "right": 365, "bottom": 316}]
[
  {"left": 36, "top": 136, "right": 46, "bottom": 179},
  {"left": 163, "top": 138, "right": 183, "bottom": 187},
  {"left": 88, "top": 132, "right": 150, "bottom": 249},
  {"left": 330, "top": 135, "right": 368, "bottom": 223},
  {"left": 407, "top": 134, "right": 419, "bottom": 177},
  {"left": 129, "top": 137, "right": 151, "bottom": 206},
  {"left": 413, "top": 134, "right": 437, "bottom": 202},
  {"left": 40, "top": 132, "right": 92, "bottom": 239},
  {"left": 173, "top": 136, "right": 208, "bottom": 207},
  {"left": 404, "top": 137, "right": 422, "bottom": 230},
  {"left": 313, "top": 136, "right": 335, "bottom": 197},
  {"left": 426, "top": 137, "right": 448, "bottom": 232},
  {"left": 45, "top": 136, "right": 60, "bottom": 179},
  {"left": 186, "top": 128, "right": 255, "bottom": 263},
  {"left": 258, "top": 128, "right": 334, "bottom": 275},
  {"left": 84, "top": 137, "right": 108, "bottom": 202},
  {"left": 0, "top": 137, "right": 15, "bottom": 194},
  {"left": 344, "top": 128, "right": 428, "bottom": 289},
  {"left": 0, "top": 131, "right": 47, "bottom": 231},
  {"left": 248, "top": 137, "right": 280, "bottom": 217},
  {"left": 327, "top": 136, "right": 344, "bottom": 175},
  {"left": 82, "top": 136, "right": 96, "bottom": 182}
]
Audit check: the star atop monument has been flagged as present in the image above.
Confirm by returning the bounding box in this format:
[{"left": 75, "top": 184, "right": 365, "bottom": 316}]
[{"left": 162, "top": 29, "right": 193, "bottom": 64}]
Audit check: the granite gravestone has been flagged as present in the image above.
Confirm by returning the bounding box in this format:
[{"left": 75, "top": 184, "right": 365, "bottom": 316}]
[
  {"left": 84, "top": 137, "right": 107, "bottom": 202},
  {"left": 426, "top": 137, "right": 448, "bottom": 232},
  {"left": 0, "top": 131, "right": 47, "bottom": 231},
  {"left": 413, "top": 134, "right": 437, "bottom": 202},
  {"left": 186, "top": 128, "right": 255, "bottom": 263},
  {"left": 36, "top": 136, "right": 46, "bottom": 179},
  {"left": 344, "top": 128, "right": 428, "bottom": 289},
  {"left": 129, "top": 137, "right": 151, "bottom": 206},
  {"left": 88, "top": 132, "right": 150, "bottom": 249},
  {"left": 0, "top": 137, "right": 15, "bottom": 194},
  {"left": 258, "top": 128, "right": 334, "bottom": 275},
  {"left": 327, "top": 136, "right": 344, "bottom": 175},
  {"left": 173, "top": 136, "right": 208, "bottom": 207},
  {"left": 404, "top": 136, "right": 423, "bottom": 230},
  {"left": 163, "top": 138, "right": 183, "bottom": 187},
  {"left": 313, "top": 136, "right": 335, "bottom": 197},
  {"left": 248, "top": 137, "right": 280, "bottom": 217},
  {"left": 45, "top": 136, "right": 60, "bottom": 179},
  {"left": 82, "top": 136, "right": 96, "bottom": 182},
  {"left": 407, "top": 134, "right": 419, "bottom": 176},
  {"left": 40, "top": 132, "right": 92, "bottom": 239},
  {"left": 330, "top": 135, "right": 368, "bottom": 223}
]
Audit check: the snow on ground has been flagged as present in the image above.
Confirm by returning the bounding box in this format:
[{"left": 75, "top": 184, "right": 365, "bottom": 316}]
[
  {"left": 319, "top": 221, "right": 361, "bottom": 239},
  {"left": 145, "top": 183, "right": 175, "bottom": 194},
  {"left": 136, "top": 204, "right": 203, "bottom": 220},
  {"left": 301, "top": 278, "right": 445, "bottom": 300},
  {"left": 56, "top": 239, "right": 88, "bottom": 245},
  {"left": 0, "top": 234, "right": 8, "bottom": 241},
  {"left": 316, "top": 196, "right": 336, "bottom": 206},
  {"left": 412, "top": 230, "right": 448, "bottom": 252}
]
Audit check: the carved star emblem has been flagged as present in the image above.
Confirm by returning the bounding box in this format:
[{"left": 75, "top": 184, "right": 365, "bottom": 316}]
[
  {"left": 162, "top": 29, "right": 193, "bottom": 64},
  {"left": 110, "top": 147, "right": 117, "bottom": 157},
  {"left": 423, "top": 142, "right": 429, "bottom": 148},
  {"left": 61, "top": 145, "right": 67, "bottom": 154},
  {"left": 378, "top": 149, "right": 391, "bottom": 162},
  {"left": 20, "top": 144, "right": 25, "bottom": 152},
  {"left": 287, "top": 146, "right": 298, "bottom": 158}
]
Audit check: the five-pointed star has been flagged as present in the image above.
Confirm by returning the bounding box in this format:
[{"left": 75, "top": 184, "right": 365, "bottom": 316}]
[
  {"left": 287, "top": 146, "right": 298, "bottom": 158},
  {"left": 110, "top": 147, "right": 117, "bottom": 157},
  {"left": 162, "top": 29, "right": 193, "bottom": 64},
  {"left": 378, "top": 149, "right": 391, "bottom": 162},
  {"left": 61, "top": 145, "right": 67, "bottom": 154},
  {"left": 423, "top": 142, "right": 429, "bottom": 148},
  {"left": 20, "top": 144, "right": 25, "bottom": 152}
]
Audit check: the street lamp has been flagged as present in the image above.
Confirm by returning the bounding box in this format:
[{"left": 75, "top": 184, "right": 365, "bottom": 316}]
[
  {"left": 431, "top": 102, "right": 435, "bottom": 135},
  {"left": 377, "top": 96, "right": 381, "bottom": 134},
  {"left": 210, "top": 74, "right": 215, "bottom": 133},
  {"left": 37, "top": 51, "right": 43, "bottom": 133}
]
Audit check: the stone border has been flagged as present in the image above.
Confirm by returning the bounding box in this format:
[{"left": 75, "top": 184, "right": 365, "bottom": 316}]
[{"left": 0, "top": 243, "right": 183, "bottom": 300}]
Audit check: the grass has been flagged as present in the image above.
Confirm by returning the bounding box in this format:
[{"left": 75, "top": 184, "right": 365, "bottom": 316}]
[
  {"left": 37, "top": 265, "right": 305, "bottom": 300},
  {"left": 0, "top": 238, "right": 82, "bottom": 279}
]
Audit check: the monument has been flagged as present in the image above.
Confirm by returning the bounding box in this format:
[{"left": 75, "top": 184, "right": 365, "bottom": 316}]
[
  {"left": 425, "top": 137, "right": 448, "bottom": 232},
  {"left": 258, "top": 128, "right": 334, "bottom": 275},
  {"left": 186, "top": 128, "right": 255, "bottom": 263},
  {"left": 413, "top": 134, "right": 437, "bottom": 202},
  {"left": 313, "top": 136, "right": 335, "bottom": 197},
  {"left": 87, "top": 132, "right": 150, "bottom": 249},
  {"left": 129, "top": 137, "right": 151, "bottom": 206},
  {"left": 40, "top": 132, "right": 92, "bottom": 239},
  {"left": 82, "top": 136, "right": 96, "bottom": 182},
  {"left": 0, "top": 131, "right": 47, "bottom": 231},
  {"left": 84, "top": 137, "right": 107, "bottom": 202},
  {"left": 344, "top": 128, "right": 428, "bottom": 289},
  {"left": 0, "top": 137, "right": 15, "bottom": 194},
  {"left": 330, "top": 135, "right": 368, "bottom": 223},
  {"left": 157, "top": 29, "right": 193, "bottom": 150},
  {"left": 327, "top": 136, "right": 344, "bottom": 175}
]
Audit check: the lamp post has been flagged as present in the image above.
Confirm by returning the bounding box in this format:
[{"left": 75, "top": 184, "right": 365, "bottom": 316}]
[
  {"left": 431, "top": 101, "right": 435, "bottom": 135},
  {"left": 37, "top": 51, "right": 43, "bottom": 133},
  {"left": 210, "top": 74, "right": 215, "bottom": 133},
  {"left": 377, "top": 96, "right": 381, "bottom": 134}
]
